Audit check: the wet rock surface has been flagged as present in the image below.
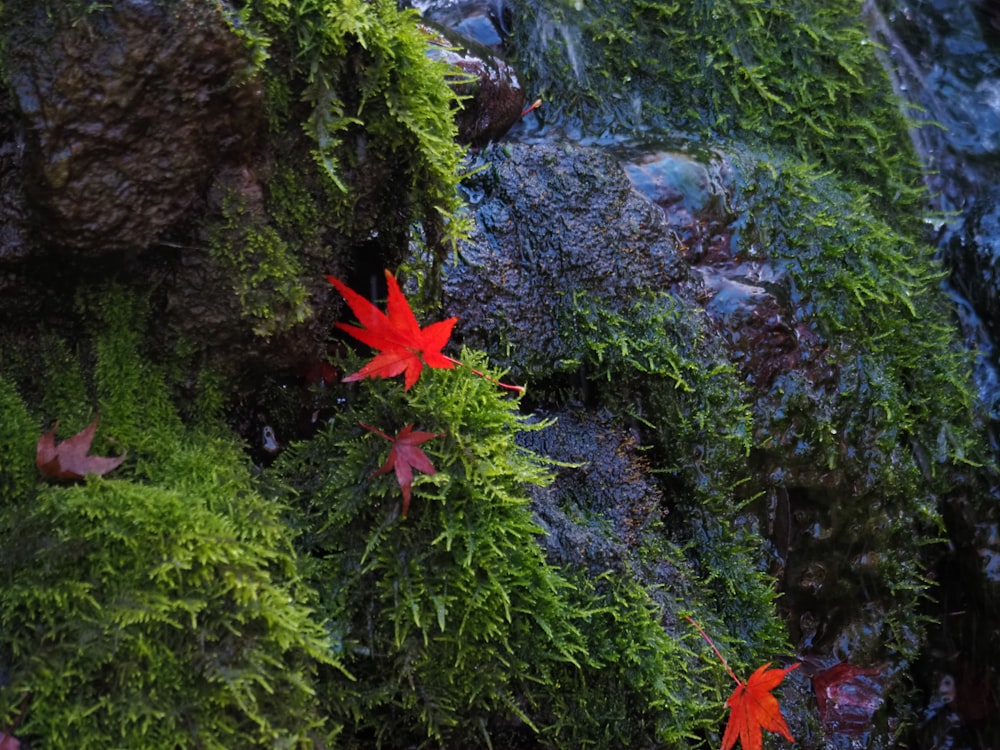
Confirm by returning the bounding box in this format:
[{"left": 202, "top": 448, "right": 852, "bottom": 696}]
[
  {"left": 520, "top": 409, "right": 674, "bottom": 580},
  {"left": 441, "top": 131, "right": 991, "bottom": 746},
  {"left": 424, "top": 25, "right": 526, "bottom": 145},
  {"left": 0, "top": 96, "right": 29, "bottom": 266},
  {"left": 948, "top": 191, "right": 1000, "bottom": 348},
  {"left": 3, "top": 0, "right": 262, "bottom": 255},
  {"left": 443, "top": 142, "right": 693, "bottom": 377}
]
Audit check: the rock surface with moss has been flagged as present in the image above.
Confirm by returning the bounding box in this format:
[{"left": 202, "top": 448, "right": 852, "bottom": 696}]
[{"left": 0, "top": 0, "right": 997, "bottom": 747}]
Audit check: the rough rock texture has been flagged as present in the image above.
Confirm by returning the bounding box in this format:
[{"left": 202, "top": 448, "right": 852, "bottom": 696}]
[
  {"left": 4, "top": 0, "right": 263, "bottom": 254},
  {"left": 0, "top": 0, "right": 355, "bottom": 386},
  {"left": 621, "top": 147, "right": 831, "bottom": 392},
  {"left": 520, "top": 409, "right": 667, "bottom": 576},
  {"left": 948, "top": 191, "right": 1000, "bottom": 346},
  {"left": 0, "top": 95, "right": 29, "bottom": 265},
  {"left": 443, "top": 142, "right": 693, "bottom": 375}
]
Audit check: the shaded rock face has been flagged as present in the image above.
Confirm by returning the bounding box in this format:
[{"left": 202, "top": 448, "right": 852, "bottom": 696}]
[
  {"left": 0, "top": 95, "right": 30, "bottom": 265},
  {"left": 949, "top": 192, "right": 1000, "bottom": 347},
  {"left": 520, "top": 409, "right": 669, "bottom": 577},
  {"left": 443, "top": 142, "right": 692, "bottom": 376},
  {"left": 4, "top": 0, "right": 262, "bottom": 255}
]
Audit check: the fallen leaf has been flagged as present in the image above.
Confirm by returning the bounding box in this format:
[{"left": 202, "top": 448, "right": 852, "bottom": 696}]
[
  {"left": 327, "top": 270, "right": 457, "bottom": 390},
  {"left": 685, "top": 615, "right": 799, "bottom": 750},
  {"left": 37, "top": 417, "right": 127, "bottom": 480},
  {"left": 362, "top": 422, "right": 443, "bottom": 516},
  {"left": 722, "top": 661, "right": 800, "bottom": 750},
  {"left": 810, "top": 661, "right": 883, "bottom": 735}
]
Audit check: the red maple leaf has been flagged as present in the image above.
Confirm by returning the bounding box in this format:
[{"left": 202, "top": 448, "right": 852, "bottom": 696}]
[
  {"left": 361, "top": 422, "right": 444, "bottom": 516},
  {"left": 685, "top": 616, "right": 799, "bottom": 750},
  {"left": 327, "top": 270, "right": 458, "bottom": 390},
  {"left": 721, "top": 661, "right": 800, "bottom": 750},
  {"left": 36, "top": 417, "right": 127, "bottom": 480}
]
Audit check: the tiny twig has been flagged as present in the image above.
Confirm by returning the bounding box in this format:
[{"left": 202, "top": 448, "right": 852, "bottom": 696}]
[{"left": 359, "top": 421, "right": 394, "bottom": 442}]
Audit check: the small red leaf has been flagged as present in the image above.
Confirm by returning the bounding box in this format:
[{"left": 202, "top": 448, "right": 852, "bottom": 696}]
[
  {"left": 722, "top": 662, "right": 800, "bottom": 750},
  {"left": 327, "top": 270, "right": 457, "bottom": 390},
  {"left": 36, "top": 417, "right": 127, "bottom": 480},
  {"left": 362, "top": 422, "right": 443, "bottom": 516},
  {"left": 810, "top": 662, "right": 883, "bottom": 735},
  {"left": 0, "top": 731, "right": 20, "bottom": 750}
]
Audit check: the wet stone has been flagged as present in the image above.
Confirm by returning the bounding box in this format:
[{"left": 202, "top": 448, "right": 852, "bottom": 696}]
[{"left": 3, "top": 0, "right": 263, "bottom": 255}]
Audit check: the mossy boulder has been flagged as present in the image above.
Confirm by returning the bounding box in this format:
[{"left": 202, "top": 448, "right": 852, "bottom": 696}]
[
  {"left": 0, "top": 0, "right": 474, "bottom": 384},
  {"left": 2, "top": 0, "right": 262, "bottom": 255},
  {"left": 436, "top": 125, "right": 988, "bottom": 742},
  {"left": 265, "top": 352, "right": 781, "bottom": 748}
]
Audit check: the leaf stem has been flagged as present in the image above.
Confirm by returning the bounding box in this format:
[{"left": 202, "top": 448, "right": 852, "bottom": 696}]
[
  {"left": 443, "top": 355, "right": 525, "bottom": 393},
  {"left": 684, "top": 615, "right": 742, "bottom": 686},
  {"left": 359, "top": 421, "right": 395, "bottom": 442}
]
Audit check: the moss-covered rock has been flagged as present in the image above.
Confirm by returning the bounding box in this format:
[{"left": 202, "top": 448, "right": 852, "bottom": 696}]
[{"left": 266, "top": 352, "right": 776, "bottom": 747}]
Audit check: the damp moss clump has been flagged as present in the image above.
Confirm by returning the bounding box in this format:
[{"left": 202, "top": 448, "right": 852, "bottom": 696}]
[
  {"left": 207, "top": 187, "right": 313, "bottom": 338},
  {"left": 556, "top": 288, "right": 788, "bottom": 662},
  {"left": 266, "top": 350, "right": 752, "bottom": 747},
  {"left": 232, "top": 0, "right": 472, "bottom": 251},
  {"left": 0, "top": 291, "right": 340, "bottom": 748},
  {"left": 736, "top": 152, "right": 982, "bottom": 484},
  {"left": 511, "top": 0, "right": 922, "bottom": 215}
]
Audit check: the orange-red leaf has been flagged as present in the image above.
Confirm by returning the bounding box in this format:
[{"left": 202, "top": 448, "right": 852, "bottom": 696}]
[
  {"left": 327, "top": 270, "right": 457, "bottom": 390},
  {"left": 36, "top": 417, "right": 127, "bottom": 480},
  {"left": 721, "top": 662, "right": 799, "bottom": 750},
  {"left": 362, "top": 422, "right": 443, "bottom": 516}
]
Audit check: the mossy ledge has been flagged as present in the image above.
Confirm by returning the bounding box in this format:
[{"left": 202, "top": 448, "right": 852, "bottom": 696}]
[{"left": 0, "top": 290, "right": 795, "bottom": 747}]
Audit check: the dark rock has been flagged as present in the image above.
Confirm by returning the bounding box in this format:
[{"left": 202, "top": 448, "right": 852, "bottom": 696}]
[
  {"left": 520, "top": 409, "right": 667, "bottom": 576},
  {"left": 424, "top": 25, "right": 525, "bottom": 145},
  {"left": 0, "top": 94, "right": 30, "bottom": 265},
  {"left": 443, "top": 142, "right": 693, "bottom": 376},
  {"left": 520, "top": 409, "right": 693, "bottom": 613},
  {"left": 947, "top": 190, "right": 1000, "bottom": 349},
  {"left": 3, "top": 0, "right": 263, "bottom": 255},
  {"left": 415, "top": 0, "right": 510, "bottom": 49}
]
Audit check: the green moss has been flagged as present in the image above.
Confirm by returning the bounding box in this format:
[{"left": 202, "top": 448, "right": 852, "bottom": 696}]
[
  {"left": 207, "top": 190, "right": 312, "bottom": 339},
  {"left": 267, "top": 351, "right": 745, "bottom": 747},
  {"left": 736, "top": 152, "right": 982, "bottom": 483},
  {"left": 553, "top": 290, "right": 787, "bottom": 663},
  {"left": 0, "top": 376, "right": 35, "bottom": 507},
  {"left": 512, "top": 0, "right": 922, "bottom": 216},
  {"left": 237, "top": 0, "right": 472, "bottom": 252},
  {"left": 0, "top": 291, "right": 341, "bottom": 748}
]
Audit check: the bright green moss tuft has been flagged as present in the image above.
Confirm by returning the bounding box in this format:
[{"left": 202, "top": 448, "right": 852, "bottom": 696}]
[
  {"left": 267, "top": 350, "right": 738, "bottom": 747},
  {"left": 511, "top": 0, "right": 923, "bottom": 216},
  {"left": 236, "top": 0, "right": 472, "bottom": 252},
  {"left": 0, "top": 292, "right": 341, "bottom": 748},
  {"left": 0, "top": 376, "right": 35, "bottom": 507}
]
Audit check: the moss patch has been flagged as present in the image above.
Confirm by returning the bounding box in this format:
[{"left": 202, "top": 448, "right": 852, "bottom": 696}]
[
  {"left": 265, "top": 351, "right": 769, "bottom": 747},
  {"left": 234, "top": 0, "right": 472, "bottom": 253},
  {"left": 0, "top": 291, "right": 341, "bottom": 748}
]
